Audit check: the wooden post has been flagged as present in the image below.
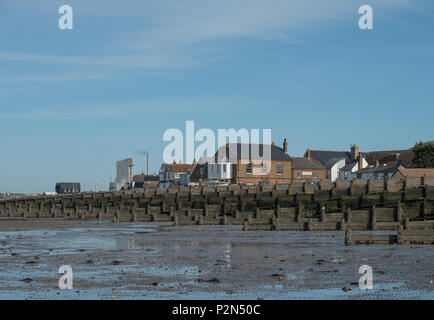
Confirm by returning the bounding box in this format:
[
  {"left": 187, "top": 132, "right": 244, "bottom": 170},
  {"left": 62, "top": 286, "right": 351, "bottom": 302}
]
[
  {"left": 243, "top": 221, "right": 249, "bottom": 231},
  {"left": 307, "top": 218, "right": 313, "bottom": 231},
  {"left": 404, "top": 217, "right": 410, "bottom": 230},
  {"left": 114, "top": 208, "right": 120, "bottom": 222},
  {"left": 321, "top": 206, "right": 326, "bottom": 223},
  {"left": 297, "top": 201, "right": 303, "bottom": 222},
  {"left": 340, "top": 218, "right": 346, "bottom": 231},
  {"left": 349, "top": 181, "right": 355, "bottom": 196},
  {"left": 395, "top": 201, "right": 402, "bottom": 223},
  {"left": 276, "top": 205, "right": 281, "bottom": 219},
  {"left": 422, "top": 198, "right": 427, "bottom": 218},
  {"left": 255, "top": 207, "right": 260, "bottom": 219},
  {"left": 50, "top": 203, "right": 55, "bottom": 217},
  {"left": 346, "top": 207, "right": 351, "bottom": 224},
  {"left": 397, "top": 225, "right": 404, "bottom": 244},
  {"left": 371, "top": 205, "right": 377, "bottom": 230},
  {"left": 345, "top": 228, "right": 352, "bottom": 246},
  {"left": 233, "top": 210, "right": 239, "bottom": 219},
  {"left": 203, "top": 204, "right": 208, "bottom": 217}
]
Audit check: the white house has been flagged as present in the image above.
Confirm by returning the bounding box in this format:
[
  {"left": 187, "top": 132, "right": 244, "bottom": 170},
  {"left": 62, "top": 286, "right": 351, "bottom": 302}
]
[{"left": 158, "top": 163, "right": 195, "bottom": 188}]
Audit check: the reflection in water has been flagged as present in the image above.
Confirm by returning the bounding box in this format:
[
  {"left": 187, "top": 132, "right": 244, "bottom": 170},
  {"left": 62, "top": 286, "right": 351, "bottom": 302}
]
[
  {"left": 116, "top": 238, "right": 137, "bottom": 250},
  {"left": 224, "top": 243, "right": 231, "bottom": 269}
]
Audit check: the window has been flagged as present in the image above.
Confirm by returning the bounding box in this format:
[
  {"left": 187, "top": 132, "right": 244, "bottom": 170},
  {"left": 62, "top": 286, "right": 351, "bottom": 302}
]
[
  {"left": 297, "top": 171, "right": 301, "bottom": 178},
  {"left": 277, "top": 163, "right": 283, "bottom": 175},
  {"left": 262, "top": 162, "right": 268, "bottom": 175},
  {"left": 246, "top": 163, "right": 252, "bottom": 174},
  {"left": 200, "top": 167, "right": 204, "bottom": 175},
  {"left": 313, "top": 171, "right": 318, "bottom": 178},
  {"left": 223, "top": 164, "right": 227, "bottom": 173}
]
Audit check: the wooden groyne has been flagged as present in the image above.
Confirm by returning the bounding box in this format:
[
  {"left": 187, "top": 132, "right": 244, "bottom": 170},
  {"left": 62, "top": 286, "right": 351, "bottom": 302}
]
[
  {"left": 345, "top": 222, "right": 434, "bottom": 245},
  {"left": 0, "top": 179, "right": 433, "bottom": 245}
]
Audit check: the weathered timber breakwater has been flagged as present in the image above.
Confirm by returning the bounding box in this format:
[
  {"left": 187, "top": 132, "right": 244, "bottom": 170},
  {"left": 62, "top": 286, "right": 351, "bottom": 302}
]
[{"left": 1, "top": 178, "right": 434, "bottom": 244}]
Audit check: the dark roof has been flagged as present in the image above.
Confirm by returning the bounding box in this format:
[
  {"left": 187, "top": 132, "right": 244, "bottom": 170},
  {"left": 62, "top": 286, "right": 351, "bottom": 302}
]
[
  {"left": 132, "top": 174, "right": 159, "bottom": 182},
  {"left": 161, "top": 163, "right": 195, "bottom": 173},
  {"left": 355, "top": 164, "right": 401, "bottom": 175},
  {"left": 291, "top": 157, "right": 325, "bottom": 169},
  {"left": 215, "top": 143, "right": 291, "bottom": 162},
  {"left": 308, "top": 150, "right": 352, "bottom": 166},
  {"left": 324, "top": 157, "right": 346, "bottom": 169},
  {"left": 340, "top": 162, "right": 358, "bottom": 171},
  {"left": 361, "top": 150, "right": 415, "bottom": 168},
  {"left": 190, "top": 163, "right": 208, "bottom": 182}
]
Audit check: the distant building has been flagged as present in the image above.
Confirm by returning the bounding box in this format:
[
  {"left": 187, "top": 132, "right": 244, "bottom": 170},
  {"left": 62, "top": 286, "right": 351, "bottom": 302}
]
[
  {"left": 109, "top": 158, "right": 136, "bottom": 191},
  {"left": 159, "top": 162, "right": 195, "bottom": 188},
  {"left": 55, "top": 182, "right": 81, "bottom": 194},
  {"left": 132, "top": 173, "right": 159, "bottom": 188},
  {"left": 189, "top": 163, "right": 209, "bottom": 186},
  {"left": 391, "top": 167, "right": 434, "bottom": 182},
  {"left": 291, "top": 157, "right": 326, "bottom": 182},
  {"left": 190, "top": 140, "right": 292, "bottom": 185},
  {"left": 351, "top": 163, "right": 402, "bottom": 180},
  {"left": 305, "top": 145, "right": 368, "bottom": 181},
  {"left": 0, "top": 193, "right": 26, "bottom": 200},
  {"left": 361, "top": 149, "right": 416, "bottom": 168}
]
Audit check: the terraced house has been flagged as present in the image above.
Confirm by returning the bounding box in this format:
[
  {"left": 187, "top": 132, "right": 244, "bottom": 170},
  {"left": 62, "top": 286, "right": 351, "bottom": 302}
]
[
  {"left": 190, "top": 139, "right": 292, "bottom": 185},
  {"left": 159, "top": 162, "right": 195, "bottom": 188}
]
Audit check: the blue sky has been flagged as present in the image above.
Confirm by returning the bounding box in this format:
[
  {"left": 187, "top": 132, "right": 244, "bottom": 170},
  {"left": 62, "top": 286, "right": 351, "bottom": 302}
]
[{"left": 0, "top": 0, "right": 433, "bottom": 193}]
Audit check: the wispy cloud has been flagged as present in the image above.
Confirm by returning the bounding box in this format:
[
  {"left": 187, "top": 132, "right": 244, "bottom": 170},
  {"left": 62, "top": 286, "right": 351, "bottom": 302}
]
[
  {"left": 0, "top": 98, "right": 259, "bottom": 120},
  {"left": 1, "top": 0, "right": 419, "bottom": 70},
  {"left": 0, "top": 51, "right": 197, "bottom": 69},
  {"left": 0, "top": 73, "right": 110, "bottom": 83}
]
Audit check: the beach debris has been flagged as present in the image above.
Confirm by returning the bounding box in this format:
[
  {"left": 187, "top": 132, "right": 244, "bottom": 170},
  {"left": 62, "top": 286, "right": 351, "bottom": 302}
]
[{"left": 197, "top": 277, "right": 220, "bottom": 283}]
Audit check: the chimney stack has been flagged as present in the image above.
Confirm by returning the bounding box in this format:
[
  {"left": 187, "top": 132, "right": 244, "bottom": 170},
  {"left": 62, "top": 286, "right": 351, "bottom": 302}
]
[
  {"left": 283, "top": 138, "right": 288, "bottom": 154},
  {"left": 351, "top": 144, "right": 359, "bottom": 161},
  {"left": 306, "top": 148, "right": 311, "bottom": 160},
  {"left": 358, "top": 155, "right": 364, "bottom": 170},
  {"left": 147, "top": 154, "right": 149, "bottom": 175}
]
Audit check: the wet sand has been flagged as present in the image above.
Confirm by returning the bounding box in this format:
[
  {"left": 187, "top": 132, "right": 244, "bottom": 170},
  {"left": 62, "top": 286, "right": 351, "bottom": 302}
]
[{"left": 0, "top": 219, "right": 433, "bottom": 299}]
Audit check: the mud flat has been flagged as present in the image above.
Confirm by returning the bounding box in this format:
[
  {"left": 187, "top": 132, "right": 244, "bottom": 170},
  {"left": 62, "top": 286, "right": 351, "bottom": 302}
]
[{"left": 0, "top": 219, "right": 433, "bottom": 299}]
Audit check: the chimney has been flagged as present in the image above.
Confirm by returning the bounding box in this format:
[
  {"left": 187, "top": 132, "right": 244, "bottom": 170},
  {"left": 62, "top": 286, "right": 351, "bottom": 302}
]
[
  {"left": 351, "top": 144, "right": 359, "bottom": 161},
  {"left": 358, "top": 155, "right": 364, "bottom": 170},
  {"left": 147, "top": 154, "right": 149, "bottom": 175},
  {"left": 306, "top": 148, "right": 311, "bottom": 160},
  {"left": 283, "top": 138, "right": 288, "bottom": 154}
]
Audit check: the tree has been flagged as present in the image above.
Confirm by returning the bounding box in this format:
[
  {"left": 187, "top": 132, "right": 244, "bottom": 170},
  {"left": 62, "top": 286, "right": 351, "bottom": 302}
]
[{"left": 413, "top": 141, "right": 434, "bottom": 168}]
